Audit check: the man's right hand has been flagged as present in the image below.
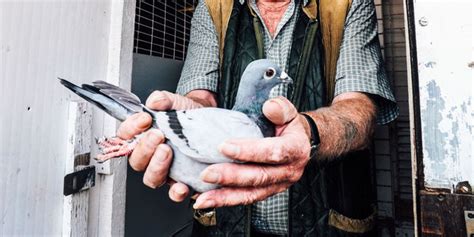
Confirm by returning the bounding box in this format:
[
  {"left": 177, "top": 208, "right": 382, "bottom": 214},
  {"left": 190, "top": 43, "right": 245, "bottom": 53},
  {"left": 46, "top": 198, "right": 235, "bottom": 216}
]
[{"left": 116, "top": 90, "right": 217, "bottom": 202}]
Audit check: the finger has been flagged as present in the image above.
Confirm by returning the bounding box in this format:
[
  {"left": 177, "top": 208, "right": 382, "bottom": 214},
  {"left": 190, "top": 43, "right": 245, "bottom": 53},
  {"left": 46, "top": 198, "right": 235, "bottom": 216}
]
[
  {"left": 145, "top": 91, "right": 174, "bottom": 110},
  {"left": 117, "top": 113, "right": 152, "bottom": 140},
  {"left": 191, "top": 193, "right": 200, "bottom": 200},
  {"left": 219, "top": 136, "right": 300, "bottom": 164},
  {"left": 200, "top": 163, "right": 303, "bottom": 187},
  {"left": 262, "top": 96, "right": 298, "bottom": 125},
  {"left": 129, "top": 129, "right": 165, "bottom": 171},
  {"left": 169, "top": 182, "right": 190, "bottom": 202},
  {"left": 146, "top": 90, "right": 204, "bottom": 111},
  {"left": 143, "top": 144, "right": 173, "bottom": 188},
  {"left": 193, "top": 184, "right": 289, "bottom": 209}
]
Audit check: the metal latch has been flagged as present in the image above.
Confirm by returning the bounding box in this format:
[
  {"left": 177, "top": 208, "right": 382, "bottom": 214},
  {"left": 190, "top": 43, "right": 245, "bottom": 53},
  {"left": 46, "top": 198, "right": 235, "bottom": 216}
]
[
  {"left": 466, "top": 211, "right": 474, "bottom": 237},
  {"left": 63, "top": 166, "right": 96, "bottom": 196}
]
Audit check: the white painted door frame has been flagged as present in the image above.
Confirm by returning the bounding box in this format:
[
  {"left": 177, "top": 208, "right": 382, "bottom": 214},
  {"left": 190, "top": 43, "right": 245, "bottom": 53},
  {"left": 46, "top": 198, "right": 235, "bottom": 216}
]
[
  {"left": 86, "top": 1, "right": 136, "bottom": 236},
  {"left": 1, "top": 0, "right": 135, "bottom": 236},
  {"left": 62, "top": 0, "right": 137, "bottom": 236},
  {"left": 405, "top": 0, "right": 474, "bottom": 235}
]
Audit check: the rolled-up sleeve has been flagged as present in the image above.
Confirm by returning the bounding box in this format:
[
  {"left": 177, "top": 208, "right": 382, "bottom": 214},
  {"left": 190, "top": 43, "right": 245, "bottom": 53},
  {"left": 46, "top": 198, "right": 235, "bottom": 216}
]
[
  {"left": 176, "top": 0, "right": 220, "bottom": 96},
  {"left": 335, "top": 0, "right": 399, "bottom": 125}
]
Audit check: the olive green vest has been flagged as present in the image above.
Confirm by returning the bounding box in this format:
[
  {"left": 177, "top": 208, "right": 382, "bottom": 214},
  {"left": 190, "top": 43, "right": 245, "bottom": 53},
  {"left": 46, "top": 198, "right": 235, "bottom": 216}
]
[
  {"left": 217, "top": 0, "right": 325, "bottom": 112},
  {"left": 191, "top": 1, "right": 377, "bottom": 236},
  {"left": 206, "top": 0, "right": 352, "bottom": 104}
]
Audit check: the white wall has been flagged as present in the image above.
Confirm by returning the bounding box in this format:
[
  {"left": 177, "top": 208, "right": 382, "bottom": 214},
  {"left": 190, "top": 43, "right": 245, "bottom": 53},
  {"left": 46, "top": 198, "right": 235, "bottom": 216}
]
[
  {"left": 0, "top": 1, "right": 125, "bottom": 235},
  {"left": 414, "top": 0, "right": 474, "bottom": 189}
]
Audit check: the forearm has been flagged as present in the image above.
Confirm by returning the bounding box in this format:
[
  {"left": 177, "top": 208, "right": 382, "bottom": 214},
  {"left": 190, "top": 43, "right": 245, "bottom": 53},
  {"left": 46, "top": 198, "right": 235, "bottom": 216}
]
[{"left": 304, "top": 93, "right": 376, "bottom": 160}]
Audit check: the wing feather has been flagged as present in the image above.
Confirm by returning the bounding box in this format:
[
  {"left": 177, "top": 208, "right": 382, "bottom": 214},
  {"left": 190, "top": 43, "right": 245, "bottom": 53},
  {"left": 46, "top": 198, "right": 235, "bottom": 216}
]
[
  {"left": 92, "top": 81, "right": 142, "bottom": 113},
  {"left": 154, "top": 108, "right": 263, "bottom": 164}
]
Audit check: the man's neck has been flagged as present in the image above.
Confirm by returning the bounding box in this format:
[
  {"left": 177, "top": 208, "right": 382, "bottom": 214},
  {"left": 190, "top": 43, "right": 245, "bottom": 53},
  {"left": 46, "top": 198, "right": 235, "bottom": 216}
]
[{"left": 256, "top": 0, "right": 292, "bottom": 38}]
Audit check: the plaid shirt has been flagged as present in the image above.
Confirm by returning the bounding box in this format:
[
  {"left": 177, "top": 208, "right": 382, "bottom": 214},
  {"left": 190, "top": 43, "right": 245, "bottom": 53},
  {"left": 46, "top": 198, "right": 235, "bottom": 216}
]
[{"left": 177, "top": 0, "right": 398, "bottom": 234}]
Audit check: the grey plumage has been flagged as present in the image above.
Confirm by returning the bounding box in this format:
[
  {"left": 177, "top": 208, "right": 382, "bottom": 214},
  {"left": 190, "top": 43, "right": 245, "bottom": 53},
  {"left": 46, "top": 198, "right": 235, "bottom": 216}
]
[{"left": 60, "top": 59, "right": 292, "bottom": 192}]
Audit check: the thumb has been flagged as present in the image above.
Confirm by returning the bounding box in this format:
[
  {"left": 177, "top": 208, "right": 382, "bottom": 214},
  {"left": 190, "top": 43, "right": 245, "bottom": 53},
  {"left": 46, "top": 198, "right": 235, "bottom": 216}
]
[
  {"left": 145, "top": 91, "right": 175, "bottom": 110},
  {"left": 262, "top": 96, "right": 298, "bottom": 126},
  {"left": 145, "top": 91, "right": 203, "bottom": 110}
]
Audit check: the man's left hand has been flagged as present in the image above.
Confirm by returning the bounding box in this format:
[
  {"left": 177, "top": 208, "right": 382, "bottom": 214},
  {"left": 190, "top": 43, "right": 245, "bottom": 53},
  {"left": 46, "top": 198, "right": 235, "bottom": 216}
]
[{"left": 193, "top": 97, "right": 312, "bottom": 209}]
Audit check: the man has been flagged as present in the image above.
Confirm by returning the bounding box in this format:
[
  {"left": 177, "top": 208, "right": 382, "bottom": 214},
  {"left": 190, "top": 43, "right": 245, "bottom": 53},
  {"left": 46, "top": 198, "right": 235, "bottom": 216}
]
[{"left": 118, "top": 0, "right": 397, "bottom": 236}]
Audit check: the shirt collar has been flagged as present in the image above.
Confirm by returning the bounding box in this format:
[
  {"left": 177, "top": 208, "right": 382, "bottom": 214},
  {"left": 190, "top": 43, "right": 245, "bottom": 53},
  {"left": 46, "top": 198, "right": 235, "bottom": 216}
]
[{"left": 239, "top": 0, "right": 309, "bottom": 6}]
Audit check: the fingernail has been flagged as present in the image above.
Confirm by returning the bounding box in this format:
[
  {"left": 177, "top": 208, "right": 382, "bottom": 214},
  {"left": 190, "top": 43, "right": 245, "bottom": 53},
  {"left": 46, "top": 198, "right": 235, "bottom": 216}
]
[
  {"left": 173, "top": 185, "right": 186, "bottom": 195},
  {"left": 139, "top": 113, "right": 150, "bottom": 123},
  {"left": 201, "top": 169, "right": 220, "bottom": 183},
  {"left": 153, "top": 92, "right": 167, "bottom": 101},
  {"left": 264, "top": 99, "right": 284, "bottom": 122},
  {"left": 143, "top": 177, "right": 158, "bottom": 189},
  {"left": 146, "top": 131, "right": 161, "bottom": 148},
  {"left": 219, "top": 143, "right": 240, "bottom": 157},
  {"left": 155, "top": 145, "right": 170, "bottom": 162},
  {"left": 194, "top": 199, "right": 215, "bottom": 209},
  {"left": 151, "top": 129, "right": 164, "bottom": 140},
  {"left": 268, "top": 99, "right": 282, "bottom": 110}
]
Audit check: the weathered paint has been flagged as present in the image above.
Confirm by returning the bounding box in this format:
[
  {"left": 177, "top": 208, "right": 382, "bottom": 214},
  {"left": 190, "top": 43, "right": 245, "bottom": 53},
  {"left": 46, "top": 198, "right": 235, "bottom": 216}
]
[
  {"left": 87, "top": 1, "right": 135, "bottom": 237},
  {"left": 0, "top": 1, "right": 112, "bottom": 235},
  {"left": 414, "top": 0, "right": 473, "bottom": 189},
  {"left": 419, "top": 191, "right": 474, "bottom": 236},
  {"left": 0, "top": 0, "right": 133, "bottom": 236},
  {"left": 62, "top": 101, "right": 92, "bottom": 237}
]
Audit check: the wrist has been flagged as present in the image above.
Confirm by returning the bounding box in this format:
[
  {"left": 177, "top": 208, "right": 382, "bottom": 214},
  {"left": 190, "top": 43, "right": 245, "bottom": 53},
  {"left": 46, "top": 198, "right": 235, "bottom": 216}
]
[
  {"left": 299, "top": 114, "right": 312, "bottom": 142},
  {"left": 300, "top": 113, "right": 321, "bottom": 158}
]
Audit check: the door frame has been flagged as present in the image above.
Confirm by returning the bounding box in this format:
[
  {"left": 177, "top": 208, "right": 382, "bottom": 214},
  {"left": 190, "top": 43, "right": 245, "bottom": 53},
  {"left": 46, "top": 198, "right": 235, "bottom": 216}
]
[{"left": 86, "top": 0, "right": 136, "bottom": 236}]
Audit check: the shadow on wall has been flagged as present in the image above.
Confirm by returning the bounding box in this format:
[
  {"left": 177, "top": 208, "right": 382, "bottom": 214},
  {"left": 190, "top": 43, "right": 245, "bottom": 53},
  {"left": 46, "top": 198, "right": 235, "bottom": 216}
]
[{"left": 126, "top": 54, "right": 193, "bottom": 237}]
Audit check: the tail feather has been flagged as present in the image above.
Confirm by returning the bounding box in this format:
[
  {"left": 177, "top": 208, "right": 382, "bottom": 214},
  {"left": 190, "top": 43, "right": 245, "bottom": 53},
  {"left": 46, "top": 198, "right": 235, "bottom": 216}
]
[
  {"left": 93, "top": 80, "right": 141, "bottom": 104},
  {"left": 59, "top": 78, "right": 137, "bottom": 121},
  {"left": 91, "top": 82, "right": 142, "bottom": 113}
]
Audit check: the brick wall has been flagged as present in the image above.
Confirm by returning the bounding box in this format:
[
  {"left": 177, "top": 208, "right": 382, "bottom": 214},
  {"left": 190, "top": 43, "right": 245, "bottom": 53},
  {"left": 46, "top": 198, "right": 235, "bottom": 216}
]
[{"left": 374, "top": 0, "right": 414, "bottom": 236}]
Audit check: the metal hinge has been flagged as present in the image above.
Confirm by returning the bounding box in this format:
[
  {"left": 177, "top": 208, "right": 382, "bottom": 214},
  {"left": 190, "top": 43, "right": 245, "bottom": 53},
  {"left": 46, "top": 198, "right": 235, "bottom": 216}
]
[{"left": 63, "top": 165, "right": 96, "bottom": 196}]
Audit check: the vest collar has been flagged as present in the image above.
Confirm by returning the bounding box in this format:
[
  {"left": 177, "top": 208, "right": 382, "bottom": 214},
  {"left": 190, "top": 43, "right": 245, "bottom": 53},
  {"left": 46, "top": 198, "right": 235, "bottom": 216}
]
[{"left": 239, "top": 0, "right": 310, "bottom": 6}]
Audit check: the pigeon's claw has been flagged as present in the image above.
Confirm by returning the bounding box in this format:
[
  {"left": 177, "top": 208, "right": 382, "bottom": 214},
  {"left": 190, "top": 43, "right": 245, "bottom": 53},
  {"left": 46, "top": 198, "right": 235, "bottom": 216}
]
[
  {"left": 97, "top": 136, "right": 127, "bottom": 148},
  {"left": 95, "top": 136, "right": 138, "bottom": 162}
]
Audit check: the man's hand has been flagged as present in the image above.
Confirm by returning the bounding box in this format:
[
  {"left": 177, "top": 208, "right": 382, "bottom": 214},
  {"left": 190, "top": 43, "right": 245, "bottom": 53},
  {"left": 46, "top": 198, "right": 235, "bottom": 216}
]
[
  {"left": 193, "top": 97, "right": 312, "bottom": 209},
  {"left": 117, "top": 90, "right": 216, "bottom": 202},
  {"left": 192, "top": 92, "right": 376, "bottom": 209}
]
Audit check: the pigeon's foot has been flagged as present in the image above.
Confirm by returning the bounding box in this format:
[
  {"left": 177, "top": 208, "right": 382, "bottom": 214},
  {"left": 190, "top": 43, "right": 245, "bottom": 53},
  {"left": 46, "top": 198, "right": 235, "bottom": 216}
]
[{"left": 95, "top": 136, "right": 138, "bottom": 162}]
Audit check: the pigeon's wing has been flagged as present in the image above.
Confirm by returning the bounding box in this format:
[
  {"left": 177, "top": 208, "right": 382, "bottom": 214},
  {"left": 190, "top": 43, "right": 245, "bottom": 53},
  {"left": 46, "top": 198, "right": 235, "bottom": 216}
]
[
  {"left": 60, "top": 79, "right": 136, "bottom": 121},
  {"left": 91, "top": 80, "right": 143, "bottom": 113},
  {"left": 153, "top": 108, "right": 264, "bottom": 164}
]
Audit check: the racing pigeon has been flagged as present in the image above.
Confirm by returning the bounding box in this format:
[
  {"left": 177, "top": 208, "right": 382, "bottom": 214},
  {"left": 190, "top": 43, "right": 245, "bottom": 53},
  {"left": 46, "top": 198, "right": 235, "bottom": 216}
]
[{"left": 59, "top": 59, "right": 292, "bottom": 192}]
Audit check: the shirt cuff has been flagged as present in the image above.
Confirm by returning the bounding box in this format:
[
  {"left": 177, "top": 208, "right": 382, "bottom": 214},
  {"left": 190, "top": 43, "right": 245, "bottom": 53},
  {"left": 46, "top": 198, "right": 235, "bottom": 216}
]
[
  {"left": 334, "top": 76, "right": 399, "bottom": 125},
  {"left": 176, "top": 76, "right": 218, "bottom": 96}
]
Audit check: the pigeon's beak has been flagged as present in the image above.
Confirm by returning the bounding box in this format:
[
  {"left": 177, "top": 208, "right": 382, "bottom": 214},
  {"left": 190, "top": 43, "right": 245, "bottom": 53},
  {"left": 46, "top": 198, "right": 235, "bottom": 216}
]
[{"left": 279, "top": 71, "right": 293, "bottom": 84}]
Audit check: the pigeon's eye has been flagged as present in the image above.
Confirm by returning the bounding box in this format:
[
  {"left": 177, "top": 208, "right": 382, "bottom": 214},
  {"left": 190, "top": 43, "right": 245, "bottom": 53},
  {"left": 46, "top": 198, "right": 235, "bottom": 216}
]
[{"left": 264, "top": 68, "right": 276, "bottom": 80}]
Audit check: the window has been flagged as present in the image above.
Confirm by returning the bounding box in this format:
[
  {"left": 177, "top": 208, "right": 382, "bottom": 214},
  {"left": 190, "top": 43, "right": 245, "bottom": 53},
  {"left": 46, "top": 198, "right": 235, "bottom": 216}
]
[{"left": 133, "top": 0, "right": 197, "bottom": 61}]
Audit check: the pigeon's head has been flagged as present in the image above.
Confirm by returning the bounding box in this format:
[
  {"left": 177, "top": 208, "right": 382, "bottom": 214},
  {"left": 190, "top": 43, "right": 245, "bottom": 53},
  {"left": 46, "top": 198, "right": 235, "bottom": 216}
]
[{"left": 239, "top": 59, "right": 292, "bottom": 100}]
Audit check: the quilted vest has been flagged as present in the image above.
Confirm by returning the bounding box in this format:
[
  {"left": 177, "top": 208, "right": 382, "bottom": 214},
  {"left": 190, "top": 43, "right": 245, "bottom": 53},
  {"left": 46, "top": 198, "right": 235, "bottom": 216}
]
[{"left": 191, "top": 0, "right": 377, "bottom": 236}]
